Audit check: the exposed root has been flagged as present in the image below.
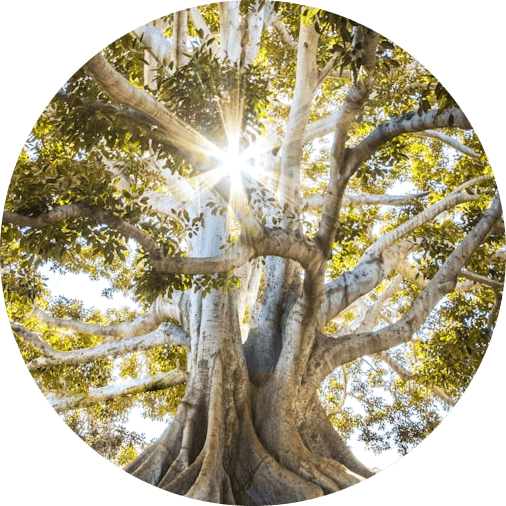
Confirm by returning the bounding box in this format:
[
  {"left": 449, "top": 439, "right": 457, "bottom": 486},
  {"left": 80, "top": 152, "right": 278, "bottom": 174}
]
[
  {"left": 300, "top": 397, "right": 375, "bottom": 479},
  {"left": 277, "top": 429, "right": 361, "bottom": 495},
  {"left": 126, "top": 416, "right": 184, "bottom": 484},
  {"left": 186, "top": 354, "right": 225, "bottom": 502},
  {"left": 304, "top": 454, "right": 362, "bottom": 490},
  {"left": 127, "top": 382, "right": 370, "bottom": 504},
  {"left": 297, "top": 457, "right": 340, "bottom": 494},
  {"left": 124, "top": 300, "right": 373, "bottom": 505},
  {"left": 253, "top": 386, "right": 374, "bottom": 493},
  {"left": 162, "top": 450, "right": 205, "bottom": 495},
  {"left": 130, "top": 442, "right": 174, "bottom": 485},
  {"left": 231, "top": 408, "right": 324, "bottom": 505}
]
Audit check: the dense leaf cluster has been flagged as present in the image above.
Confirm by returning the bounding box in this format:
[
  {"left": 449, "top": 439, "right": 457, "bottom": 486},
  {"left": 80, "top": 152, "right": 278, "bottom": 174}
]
[{"left": 158, "top": 42, "right": 271, "bottom": 147}]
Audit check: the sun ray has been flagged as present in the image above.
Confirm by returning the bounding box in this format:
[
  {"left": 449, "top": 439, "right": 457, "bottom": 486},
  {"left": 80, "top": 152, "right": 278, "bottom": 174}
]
[{"left": 184, "top": 76, "right": 301, "bottom": 234}]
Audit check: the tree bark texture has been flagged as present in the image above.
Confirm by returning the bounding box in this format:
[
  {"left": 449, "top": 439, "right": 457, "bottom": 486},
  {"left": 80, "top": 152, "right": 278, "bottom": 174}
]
[
  {"left": 5, "top": 3, "right": 503, "bottom": 505},
  {"left": 124, "top": 287, "right": 372, "bottom": 504}
]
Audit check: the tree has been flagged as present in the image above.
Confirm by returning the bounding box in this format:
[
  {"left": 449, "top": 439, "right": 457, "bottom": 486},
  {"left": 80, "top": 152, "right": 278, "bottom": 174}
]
[{"left": 2, "top": 1, "right": 504, "bottom": 504}]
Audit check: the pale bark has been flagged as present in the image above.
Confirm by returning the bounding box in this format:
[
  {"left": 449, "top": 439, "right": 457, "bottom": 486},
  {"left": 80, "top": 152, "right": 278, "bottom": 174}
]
[
  {"left": 344, "top": 275, "right": 457, "bottom": 406},
  {"left": 83, "top": 52, "right": 218, "bottom": 166},
  {"left": 353, "top": 275, "right": 403, "bottom": 333},
  {"left": 3, "top": 203, "right": 344, "bottom": 278},
  {"left": 3, "top": 203, "right": 167, "bottom": 264},
  {"left": 316, "top": 27, "right": 378, "bottom": 250},
  {"left": 48, "top": 369, "right": 186, "bottom": 412},
  {"left": 242, "top": 1, "right": 267, "bottom": 67},
  {"left": 318, "top": 241, "right": 416, "bottom": 327},
  {"left": 308, "top": 193, "right": 502, "bottom": 386},
  {"left": 171, "top": 11, "right": 189, "bottom": 69},
  {"left": 3, "top": 204, "right": 255, "bottom": 275},
  {"left": 299, "top": 115, "right": 480, "bottom": 159},
  {"left": 7, "top": 10, "right": 503, "bottom": 504},
  {"left": 132, "top": 22, "right": 172, "bottom": 67},
  {"left": 413, "top": 130, "right": 480, "bottom": 158},
  {"left": 256, "top": 15, "right": 321, "bottom": 337},
  {"left": 265, "top": 11, "right": 297, "bottom": 50},
  {"left": 11, "top": 321, "right": 190, "bottom": 371},
  {"left": 32, "top": 295, "right": 183, "bottom": 338},
  {"left": 305, "top": 191, "right": 429, "bottom": 210},
  {"left": 188, "top": 7, "right": 219, "bottom": 54},
  {"left": 279, "top": 16, "right": 319, "bottom": 212},
  {"left": 359, "top": 187, "right": 480, "bottom": 265},
  {"left": 218, "top": 2, "right": 243, "bottom": 64},
  {"left": 459, "top": 269, "right": 504, "bottom": 289},
  {"left": 346, "top": 107, "right": 473, "bottom": 174}
]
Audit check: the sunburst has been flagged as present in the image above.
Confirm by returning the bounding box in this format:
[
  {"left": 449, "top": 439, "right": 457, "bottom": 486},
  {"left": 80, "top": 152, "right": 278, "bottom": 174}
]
[{"left": 188, "top": 83, "right": 297, "bottom": 229}]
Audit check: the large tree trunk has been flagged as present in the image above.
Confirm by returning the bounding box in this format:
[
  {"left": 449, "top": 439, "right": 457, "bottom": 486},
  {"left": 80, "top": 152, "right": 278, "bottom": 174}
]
[
  {"left": 125, "top": 288, "right": 371, "bottom": 504},
  {"left": 120, "top": 101, "right": 374, "bottom": 500}
]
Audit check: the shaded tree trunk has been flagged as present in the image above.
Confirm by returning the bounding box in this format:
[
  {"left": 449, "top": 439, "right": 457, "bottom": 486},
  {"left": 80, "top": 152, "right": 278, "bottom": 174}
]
[{"left": 126, "top": 287, "right": 371, "bottom": 504}]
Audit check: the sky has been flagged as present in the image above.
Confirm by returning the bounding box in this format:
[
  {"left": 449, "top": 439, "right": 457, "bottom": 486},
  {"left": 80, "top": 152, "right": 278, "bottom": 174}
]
[{"left": 41, "top": 265, "right": 137, "bottom": 310}]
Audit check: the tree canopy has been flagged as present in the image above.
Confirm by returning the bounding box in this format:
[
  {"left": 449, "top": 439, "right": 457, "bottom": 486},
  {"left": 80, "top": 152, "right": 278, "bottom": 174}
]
[{"left": 2, "top": 1, "right": 505, "bottom": 505}]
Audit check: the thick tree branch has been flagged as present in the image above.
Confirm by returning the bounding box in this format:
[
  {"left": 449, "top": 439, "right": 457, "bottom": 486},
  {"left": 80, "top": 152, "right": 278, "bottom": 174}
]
[
  {"left": 396, "top": 258, "right": 477, "bottom": 293},
  {"left": 3, "top": 203, "right": 165, "bottom": 257},
  {"left": 296, "top": 113, "right": 478, "bottom": 160},
  {"left": 305, "top": 191, "right": 429, "bottom": 210},
  {"left": 11, "top": 322, "right": 190, "bottom": 371},
  {"left": 33, "top": 295, "right": 183, "bottom": 339},
  {"left": 53, "top": 91, "right": 189, "bottom": 151},
  {"left": 459, "top": 269, "right": 504, "bottom": 290},
  {"left": 172, "top": 10, "right": 189, "bottom": 69},
  {"left": 242, "top": 1, "right": 267, "bottom": 67},
  {"left": 47, "top": 369, "right": 187, "bottom": 412},
  {"left": 308, "top": 193, "right": 502, "bottom": 385},
  {"left": 318, "top": 241, "right": 416, "bottom": 327},
  {"left": 188, "top": 7, "right": 219, "bottom": 55},
  {"left": 353, "top": 275, "right": 403, "bottom": 333},
  {"left": 3, "top": 204, "right": 257, "bottom": 275},
  {"left": 377, "top": 194, "right": 501, "bottom": 335},
  {"left": 322, "top": 175, "right": 488, "bottom": 320},
  {"left": 254, "top": 227, "right": 323, "bottom": 272},
  {"left": 413, "top": 130, "right": 480, "bottom": 158},
  {"left": 155, "top": 239, "right": 256, "bottom": 274},
  {"left": 316, "top": 27, "right": 378, "bottom": 250},
  {"left": 218, "top": 1, "right": 244, "bottom": 63},
  {"left": 344, "top": 275, "right": 456, "bottom": 406},
  {"left": 359, "top": 187, "right": 479, "bottom": 265},
  {"left": 334, "top": 24, "right": 378, "bottom": 145},
  {"left": 278, "top": 16, "right": 320, "bottom": 213},
  {"left": 346, "top": 107, "right": 473, "bottom": 174},
  {"left": 83, "top": 52, "right": 218, "bottom": 167},
  {"left": 265, "top": 10, "right": 297, "bottom": 50},
  {"left": 4, "top": 202, "right": 327, "bottom": 275},
  {"left": 131, "top": 22, "right": 173, "bottom": 66},
  {"left": 139, "top": 19, "right": 170, "bottom": 91},
  {"left": 301, "top": 113, "right": 340, "bottom": 144}
]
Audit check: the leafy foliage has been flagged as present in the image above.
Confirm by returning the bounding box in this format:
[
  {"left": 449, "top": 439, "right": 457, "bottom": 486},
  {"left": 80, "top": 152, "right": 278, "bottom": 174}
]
[
  {"left": 2, "top": 2, "right": 503, "bottom": 468},
  {"left": 157, "top": 42, "right": 271, "bottom": 145}
]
